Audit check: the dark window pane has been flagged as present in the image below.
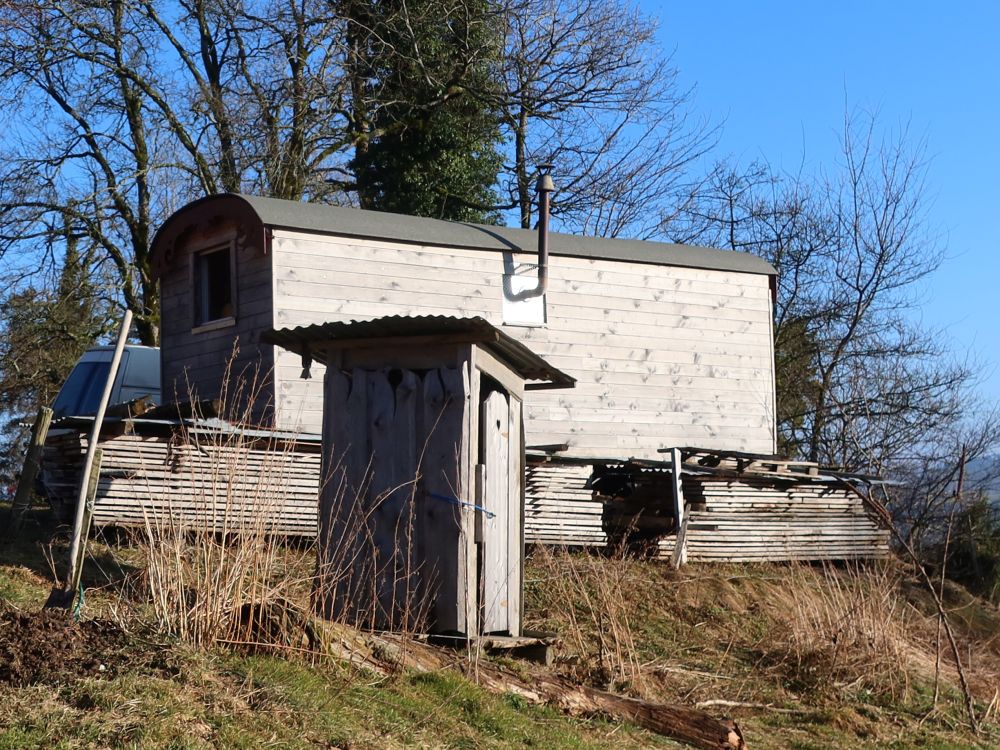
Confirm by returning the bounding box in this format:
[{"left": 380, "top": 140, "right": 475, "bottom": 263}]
[{"left": 195, "top": 247, "right": 233, "bottom": 324}]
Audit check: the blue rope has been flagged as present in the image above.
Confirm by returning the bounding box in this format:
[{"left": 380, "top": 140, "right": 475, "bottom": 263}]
[
  {"left": 428, "top": 492, "right": 496, "bottom": 519},
  {"left": 72, "top": 582, "right": 84, "bottom": 621}
]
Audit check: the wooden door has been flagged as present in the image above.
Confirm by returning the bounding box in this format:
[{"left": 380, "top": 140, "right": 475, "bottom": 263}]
[{"left": 479, "top": 389, "right": 511, "bottom": 634}]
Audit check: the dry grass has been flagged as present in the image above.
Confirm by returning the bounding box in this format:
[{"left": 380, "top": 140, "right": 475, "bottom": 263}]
[
  {"left": 127, "top": 357, "right": 434, "bottom": 652},
  {"left": 528, "top": 545, "right": 652, "bottom": 694},
  {"left": 526, "top": 546, "right": 1000, "bottom": 736},
  {"left": 764, "top": 561, "right": 911, "bottom": 699},
  {"left": 131, "top": 362, "right": 317, "bottom": 648}
]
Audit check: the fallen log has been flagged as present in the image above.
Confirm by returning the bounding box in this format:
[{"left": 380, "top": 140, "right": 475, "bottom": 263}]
[
  {"left": 480, "top": 668, "right": 746, "bottom": 749},
  {"left": 303, "top": 619, "right": 746, "bottom": 749}
]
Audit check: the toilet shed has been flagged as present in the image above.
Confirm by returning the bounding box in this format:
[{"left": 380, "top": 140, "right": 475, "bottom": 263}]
[{"left": 263, "top": 315, "right": 574, "bottom": 637}]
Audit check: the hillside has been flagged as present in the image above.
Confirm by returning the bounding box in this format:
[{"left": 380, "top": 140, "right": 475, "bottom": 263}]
[{"left": 2, "top": 507, "right": 1000, "bottom": 749}]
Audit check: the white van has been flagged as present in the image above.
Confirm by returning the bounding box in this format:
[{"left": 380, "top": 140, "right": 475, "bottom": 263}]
[{"left": 51, "top": 345, "right": 161, "bottom": 418}]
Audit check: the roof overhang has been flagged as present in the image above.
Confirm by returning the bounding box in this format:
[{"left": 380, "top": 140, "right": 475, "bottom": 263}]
[
  {"left": 149, "top": 194, "right": 267, "bottom": 280},
  {"left": 261, "top": 315, "right": 576, "bottom": 390}
]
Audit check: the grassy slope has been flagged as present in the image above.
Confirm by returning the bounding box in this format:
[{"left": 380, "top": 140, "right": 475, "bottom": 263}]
[
  {"left": 0, "top": 508, "right": 678, "bottom": 750},
  {"left": 524, "top": 547, "right": 1000, "bottom": 749},
  {"left": 2, "top": 506, "right": 999, "bottom": 749}
]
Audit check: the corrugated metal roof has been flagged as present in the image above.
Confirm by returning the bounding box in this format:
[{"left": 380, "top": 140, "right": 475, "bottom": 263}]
[
  {"left": 153, "top": 192, "right": 775, "bottom": 276},
  {"left": 261, "top": 315, "right": 576, "bottom": 389}
]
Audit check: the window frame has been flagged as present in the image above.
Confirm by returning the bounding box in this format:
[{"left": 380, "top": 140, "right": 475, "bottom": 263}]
[{"left": 190, "top": 237, "right": 238, "bottom": 333}]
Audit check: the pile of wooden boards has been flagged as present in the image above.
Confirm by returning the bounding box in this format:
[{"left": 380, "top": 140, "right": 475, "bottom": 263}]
[
  {"left": 41, "top": 420, "right": 322, "bottom": 536},
  {"left": 524, "top": 462, "right": 606, "bottom": 546},
  {"left": 524, "top": 454, "right": 891, "bottom": 562},
  {"left": 39, "top": 421, "right": 891, "bottom": 564},
  {"left": 673, "top": 475, "right": 890, "bottom": 562}
]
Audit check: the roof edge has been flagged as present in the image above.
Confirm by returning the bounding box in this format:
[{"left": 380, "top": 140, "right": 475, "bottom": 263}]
[
  {"left": 262, "top": 315, "right": 576, "bottom": 388},
  {"left": 149, "top": 193, "right": 267, "bottom": 280},
  {"left": 152, "top": 193, "right": 776, "bottom": 277}
]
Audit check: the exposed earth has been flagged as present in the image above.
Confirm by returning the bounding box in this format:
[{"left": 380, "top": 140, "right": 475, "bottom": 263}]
[{"left": 0, "top": 607, "right": 165, "bottom": 688}]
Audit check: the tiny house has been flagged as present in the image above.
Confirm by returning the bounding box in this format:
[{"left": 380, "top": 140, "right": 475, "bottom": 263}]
[
  {"left": 150, "top": 193, "right": 778, "bottom": 459},
  {"left": 263, "top": 316, "right": 574, "bottom": 636},
  {"left": 50, "top": 194, "right": 890, "bottom": 565}
]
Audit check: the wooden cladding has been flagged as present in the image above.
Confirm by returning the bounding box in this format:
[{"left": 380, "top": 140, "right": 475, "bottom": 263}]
[
  {"left": 319, "top": 365, "right": 471, "bottom": 634},
  {"left": 268, "top": 230, "right": 776, "bottom": 457},
  {"left": 318, "top": 363, "right": 524, "bottom": 637}
]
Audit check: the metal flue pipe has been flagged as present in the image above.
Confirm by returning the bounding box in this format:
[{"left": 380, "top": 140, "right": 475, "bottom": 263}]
[
  {"left": 534, "top": 163, "right": 555, "bottom": 295},
  {"left": 509, "top": 164, "right": 556, "bottom": 301}
]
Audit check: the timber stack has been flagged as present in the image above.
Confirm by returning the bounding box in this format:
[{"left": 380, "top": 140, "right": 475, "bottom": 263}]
[
  {"left": 38, "top": 418, "right": 890, "bottom": 565},
  {"left": 524, "top": 448, "right": 891, "bottom": 563},
  {"left": 40, "top": 415, "right": 321, "bottom": 536}
]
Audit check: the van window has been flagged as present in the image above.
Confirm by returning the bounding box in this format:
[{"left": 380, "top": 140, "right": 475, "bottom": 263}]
[
  {"left": 52, "top": 361, "right": 113, "bottom": 418},
  {"left": 194, "top": 244, "right": 234, "bottom": 326}
]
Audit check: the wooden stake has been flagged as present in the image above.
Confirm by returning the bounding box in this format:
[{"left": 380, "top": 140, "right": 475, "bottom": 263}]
[
  {"left": 69, "top": 448, "right": 103, "bottom": 596},
  {"left": 54, "top": 309, "right": 132, "bottom": 610},
  {"left": 6, "top": 405, "right": 53, "bottom": 536},
  {"left": 670, "top": 448, "right": 687, "bottom": 568}
]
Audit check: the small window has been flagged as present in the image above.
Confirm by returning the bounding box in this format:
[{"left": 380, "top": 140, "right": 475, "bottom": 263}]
[{"left": 194, "top": 245, "right": 234, "bottom": 326}]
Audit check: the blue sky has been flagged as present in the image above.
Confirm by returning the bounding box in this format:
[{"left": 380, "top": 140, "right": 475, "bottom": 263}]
[{"left": 643, "top": 1, "right": 1000, "bottom": 400}]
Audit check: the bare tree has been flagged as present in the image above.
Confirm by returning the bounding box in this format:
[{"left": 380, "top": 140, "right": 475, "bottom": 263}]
[
  {"left": 0, "top": 0, "right": 506, "bottom": 344},
  {"left": 495, "top": 0, "right": 715, "bottom": 238},
  {"left": 889, "top": 411, "right": 1000, "bottom": 553},
  {"left": 676, "top": 111, "right": 984, "bottom": 475}
]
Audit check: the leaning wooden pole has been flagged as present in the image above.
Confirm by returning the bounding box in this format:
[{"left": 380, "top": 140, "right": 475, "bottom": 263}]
[
  {"left": 54, "top": 309, "right": 132, "bottom": 609},
  {"left": 6, "top": 405, "right": 53, "bottom": 536}
]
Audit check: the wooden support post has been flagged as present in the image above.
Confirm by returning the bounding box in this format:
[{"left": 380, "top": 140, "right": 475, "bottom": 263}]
[
  {"left": 6, "top": 406, "right": 53, "bottom": 536},
  {"left": 69, "top": 447, "right": 103, "bottom": 596},
  {"left": 669, "top": 448, "right": 687, "bottom": 568},
  {"left": 52, "top": 309, "right": 131, "bottom": 610},
  {"left": 671, "top": 517, "right": 689, "bottom": 570}
]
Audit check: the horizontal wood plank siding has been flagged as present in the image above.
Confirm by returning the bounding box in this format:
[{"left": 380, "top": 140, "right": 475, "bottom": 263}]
[
  {"left": 270, "top": 230, "right": 776, "bottom": 457},
  {"left": 160, "top": 223, "right": 274, "bottom": 418}
]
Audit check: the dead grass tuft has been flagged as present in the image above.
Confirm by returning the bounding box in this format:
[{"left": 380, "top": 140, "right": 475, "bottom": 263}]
[
  {"left": 132, "top": 361, "right": 317, "bottom": 649},
  {"left": 762, "top": 561, "right": 911, "bottom": 700},
  {"left": 527, "top": 545, "right": 651, "bottom": 694}
]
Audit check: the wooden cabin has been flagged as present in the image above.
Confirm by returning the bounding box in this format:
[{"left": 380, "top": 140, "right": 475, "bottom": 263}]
[
  {"left": 40, "top": 195, "right": 891, "bottom": 565},
  {"left": 150, "top": 193, "right": 778, "bottom": 461},
  {"left": 43, "top": 193, "right": 893, "bottom": 565},
  {"left": 262, "top": 316, "right": 573, "bottom": 636}
]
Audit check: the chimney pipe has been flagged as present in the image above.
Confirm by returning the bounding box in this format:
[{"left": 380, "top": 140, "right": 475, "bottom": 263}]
[{"left": 534, "top": 163, "right": 555, "bottom": 295}]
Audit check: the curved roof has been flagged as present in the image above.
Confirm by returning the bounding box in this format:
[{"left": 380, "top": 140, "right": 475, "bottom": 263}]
[{"left": 150, "top": 193, "right": 776, "bottom": 278}]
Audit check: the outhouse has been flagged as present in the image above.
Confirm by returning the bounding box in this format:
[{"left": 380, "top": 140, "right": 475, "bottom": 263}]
[{"left": 263, "top": 316, "right": 574, "bottom": 637}]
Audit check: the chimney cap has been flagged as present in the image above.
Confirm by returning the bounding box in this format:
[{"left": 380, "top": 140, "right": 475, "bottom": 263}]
[{"left": 536, "top": 164, "right": 556, "bottom": 193}]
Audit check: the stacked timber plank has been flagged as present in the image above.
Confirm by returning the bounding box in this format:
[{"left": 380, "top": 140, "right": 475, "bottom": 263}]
[
  {"left": 525, "top": 452, "right": 891, "bottom": 562},
  {"left": 41, "top": 422, "right": 321, "bottom": 536},
  {"left": 39, "top": 425, "right": 892, "bottom": 563},
  {"left": 524, "top": 462, "right": 605, "bottom": 546},
  {"left": 680, "top": 475, "right": 890, "bottom": 562}
]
